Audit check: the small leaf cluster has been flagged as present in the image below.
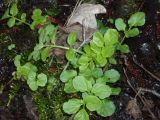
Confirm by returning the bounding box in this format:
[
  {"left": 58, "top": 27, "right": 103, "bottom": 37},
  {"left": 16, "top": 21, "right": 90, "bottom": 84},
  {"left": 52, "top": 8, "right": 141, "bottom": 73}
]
[
  {"left": 29, "top": 9, "right": 47, "bottom": 30},
  {"left": 66, "top": 29, "right": 129, "bottom": 69},
  {"left": 1, "top": 3, "right": 47, "bottom": 30},
  {"left": 115, "top": 12, "right": 145, "bottom": 38},
  {"left": 28, "top": 24, "right": 58, "bottom": 61},
  {"left": 14, "top": 55, "right": 48, "bottom": 91},
  {"left": 61, "top": 68, "right": 121, "bottom": 119},
  {"left": 1, "top": 2, "right": 26, "bottom": 27}
]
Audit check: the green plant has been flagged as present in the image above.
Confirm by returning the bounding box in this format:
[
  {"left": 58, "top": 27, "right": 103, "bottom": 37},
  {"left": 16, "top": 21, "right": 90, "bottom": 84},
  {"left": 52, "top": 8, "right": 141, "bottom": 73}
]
[
  {"left": 1, "top": 2, "right": 47, "bottom": 29},
  {"left": 60, "top": 12, "right": 145, "bottom": 120},
  {"left": 1, "top": 3, "right": 145, "bottom": 120}
]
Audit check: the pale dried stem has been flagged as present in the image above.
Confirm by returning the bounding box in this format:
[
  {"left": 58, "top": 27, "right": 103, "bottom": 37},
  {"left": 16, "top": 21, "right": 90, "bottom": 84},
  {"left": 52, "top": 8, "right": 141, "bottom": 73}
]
[{"left": 138, "top": 88, "right": 160, "bottom": 98}]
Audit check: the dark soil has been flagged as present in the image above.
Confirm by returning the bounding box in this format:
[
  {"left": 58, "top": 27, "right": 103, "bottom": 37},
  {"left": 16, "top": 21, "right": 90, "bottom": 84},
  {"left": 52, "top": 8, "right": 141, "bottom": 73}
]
[{"left": 0, "top": 0, "right": 160, "bottom": 120}]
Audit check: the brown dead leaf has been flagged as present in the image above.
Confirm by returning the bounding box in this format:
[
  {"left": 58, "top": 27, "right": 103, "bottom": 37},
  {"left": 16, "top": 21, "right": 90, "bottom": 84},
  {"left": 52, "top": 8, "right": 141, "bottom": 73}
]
[{"left": 126, "top": 99, "right": 142, "bottom": 120}]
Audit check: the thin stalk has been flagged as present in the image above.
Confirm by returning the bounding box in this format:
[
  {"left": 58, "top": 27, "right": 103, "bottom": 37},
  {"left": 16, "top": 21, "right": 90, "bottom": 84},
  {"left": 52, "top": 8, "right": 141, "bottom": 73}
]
[
  {"left": 45, "top": 45, "right": 83, "bottom": 54},
  {"left": 9, "top": 15, "right": 30, "bottom": 26}
]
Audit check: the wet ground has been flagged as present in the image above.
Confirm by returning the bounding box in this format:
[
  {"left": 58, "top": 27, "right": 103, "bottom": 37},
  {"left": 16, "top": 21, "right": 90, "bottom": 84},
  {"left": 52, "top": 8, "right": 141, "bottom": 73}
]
[{"left": 0, "top": 0, "right": 160, "bottom": 120}]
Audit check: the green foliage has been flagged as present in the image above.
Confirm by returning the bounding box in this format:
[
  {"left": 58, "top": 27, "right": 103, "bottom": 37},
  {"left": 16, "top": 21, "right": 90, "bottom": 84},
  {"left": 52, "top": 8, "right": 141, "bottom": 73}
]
[
  {"left": 1, "top": 4, "right": 146, "bottom": 120},
  {"left": 74, "top": 109, "right": 89, "bottom": 120},
  {"left": 115, "top": 12, "right": 145, "bottom": 39},
  {"left": 67, "top": 32, "right": 77, "bottom": 47},
  {"left": 8, "top": 44, "right": 15, "bottom": 50},
  {"left": 115, "top": 18, "right": 126, "bottom": 31},
  {"left": 30, "top": 9, "right": 47, "bottom": 30},
  {"left": 63, "top": 99, "right": 84, "bottom": 114},
  {"left": 60, "top": 12, "right": 146, "bottom": 120},
  {"left": 14, "top": 55, "right": 48, "bottom": 91},
  {"left": 96, "top": 99, "right": 116, "bottom": 117},
  {"left": 128, "top": 12, "right": 145, "bottom": 27},
  {"left": 1, "top": 3, "right": 47, "bottom": 29},
  {"left": 29, "top": 24, "right": 58, "bottom": 61}
]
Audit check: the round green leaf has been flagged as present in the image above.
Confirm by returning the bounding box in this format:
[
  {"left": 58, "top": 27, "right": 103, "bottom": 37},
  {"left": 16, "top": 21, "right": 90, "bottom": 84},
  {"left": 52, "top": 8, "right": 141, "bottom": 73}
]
[
  {"left": 64, "top": 79, "right": 77, "bottom": 93},
  {"left": 83, "top": 45, "right": 92, "bottom": 56},
  {"left": 104, "top": 29, "right": 119, "bottom": 45},
  {"left": 128, "top": 12, "right": 145, "bottom": 27},
  {"left": 95, "top": 53, "right": 107, "bottom": 67},
  {"left": 92, "top": 68, "right": 103, "bottom": 78},
  {"left": 29, "top": 81, "right": 38, "bottom": 91},
  {"left": 63, "top": 99, "right": 83, "bottom": 114},
  {"left": 73, "top": 76, "right": 88, "bottom": 92},
  {"left": 41, "top": 47, "right": 50, "bottom": 61},
  {"left": 124, "top": 28, "right": 140, "bottom": 38},
  {"left": 32, "top": 9, "right": 42, "bottom": 20},
  {"left": 74, "top": 109, "right": 89, "bottom": 120},
  {"left": 14, "top": 55, "right": 21, "bottom": 67},
  {"left": 7, "top": 18, "right": 16, "bottom": 28},
  {"left": 91, "top": 83, "right": 111, "bottom": 99},
  {"left": 109, "top": 57, "right": 117, "bottom": 64},
  {"left": 104, "top": 69, "right": 120, "bottom": 83},
  {"left": 10, "top": 3, "right": 18, "bottom": 16},
  {"left": 67, "top": 32, "right": 77, "bottom": 46},
  {"left": 37, "top": 73, "right": 47, "bottom": 87},
  {"left": 27, "top": 71, "right": 36, "bottom": 85},
  {"left": 78, "top": 55, "right": 90, "bottom": 65},
  {"left": 60, "top": 70, "right": 77, "bottom": 83},
  {"left": 84, "top": 95, "right": 102, "bottom": 111},
  {"left": 96, "top": 77, "right": 107, "bottom": 84},
  {"left": 117, "top": 44, "right": 130, "bottom": 53},
  {"left": 115, "top": 18, "right": 126, "bottom": 31},
  {"left": 90, "top": 41, "right": 101, "bottom": 54},
  {"left": 21, "top": 13, "right": 26, "bottom": 22},
  {"left": 8, "top": 44, "right": 15, "bottom": 50},
  {"left": 66, "top": 48, "right": 75, "bottom": 61},
  {"left": 111, "top": 87, "right": 121, "bottom": 95},
  {"left": 101, "top": 45, "right": 115, "bottom": 58},
  {"left": 96, "top": 99, "right": 116, "bottom": 117},
  {"left": 93, "top": 32, "right": 104, "bottom": 47}
]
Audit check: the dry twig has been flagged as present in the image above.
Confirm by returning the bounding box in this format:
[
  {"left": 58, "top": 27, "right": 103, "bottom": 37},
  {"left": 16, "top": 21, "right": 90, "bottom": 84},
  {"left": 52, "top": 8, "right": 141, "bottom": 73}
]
[
  {"left": 132, "top": 56, "right": 160, "bottom": 82},
  {"left": 138, "top": 88, "right": 160, "bottom": 98},
  {"left": 123, "top": 68, "right": 158, "bottom": 120}
]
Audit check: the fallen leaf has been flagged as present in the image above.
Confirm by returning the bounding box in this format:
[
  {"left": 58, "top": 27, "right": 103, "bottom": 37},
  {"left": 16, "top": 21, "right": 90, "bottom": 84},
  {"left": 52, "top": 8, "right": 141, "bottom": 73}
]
[
  {"left": 67, "top": 3, "right": 106, "bottom": 29},
  {"left": 66, "top": 3, "right": 106, "bottom": 41}
]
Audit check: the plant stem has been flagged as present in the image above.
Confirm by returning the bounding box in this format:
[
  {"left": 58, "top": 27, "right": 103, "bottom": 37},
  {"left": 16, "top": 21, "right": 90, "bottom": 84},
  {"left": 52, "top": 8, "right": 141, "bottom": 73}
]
[
  {"left": 45, "top": 45, "right": 84, "bottom": 54},
  {"left": 121, "top": 27, "right": 132, "bottom": 44},
  {"left": 14, "top": 17, "right": 30, "bottom": 26}
]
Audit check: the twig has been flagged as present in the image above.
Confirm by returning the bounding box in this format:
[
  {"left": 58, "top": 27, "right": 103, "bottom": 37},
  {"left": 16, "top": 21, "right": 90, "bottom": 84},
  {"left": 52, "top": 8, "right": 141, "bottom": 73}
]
[
  {"left": 138, "top": 88, "right": 160, "bottom": 98},
  {"left": 123, "top": 68, "right": 158, "bottom": 120},
  {"left": 132, "top": 56, "right": 160, "bottom": 82}
]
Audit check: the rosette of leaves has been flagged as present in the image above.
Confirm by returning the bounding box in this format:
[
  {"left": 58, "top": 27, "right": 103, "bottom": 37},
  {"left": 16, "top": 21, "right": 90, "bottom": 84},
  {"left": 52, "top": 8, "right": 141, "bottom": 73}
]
[
  {"left": 60, "top": 32, "right": 121, "bottom": 120},
  {"left": 60, "top": 67, "right": 121, "bottom": 120}
]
